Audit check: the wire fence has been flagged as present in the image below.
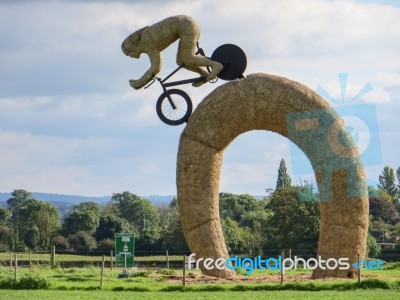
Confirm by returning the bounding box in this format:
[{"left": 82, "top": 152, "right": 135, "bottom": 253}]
[{"left": 0, "top": 247, "right": 399, "bottom": 269}]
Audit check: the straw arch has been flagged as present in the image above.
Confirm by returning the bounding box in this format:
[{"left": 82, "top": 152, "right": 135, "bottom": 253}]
[{"left": 177, "top": 73, "right": 368, "bottom": 278}]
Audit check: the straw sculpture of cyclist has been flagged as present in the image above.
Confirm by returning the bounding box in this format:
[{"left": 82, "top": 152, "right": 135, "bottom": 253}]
[{"left": 121, "top": 15, "right": 223, "bottom": 89}]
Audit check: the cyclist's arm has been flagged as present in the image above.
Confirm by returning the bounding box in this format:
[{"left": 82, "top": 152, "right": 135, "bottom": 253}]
[{"left": 132, "top": 51, "right": 161, "bottom": 89}]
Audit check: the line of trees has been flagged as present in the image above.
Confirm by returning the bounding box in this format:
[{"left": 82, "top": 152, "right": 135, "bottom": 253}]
[
  {"left": 0, "top": 190, "right": 174, "bottom": 253},
  {"left": 368, "top": 165, "right": 400, "bottom": 256},
  {"left": 0, "top": 160, "right": 399, "bottom": 257}
]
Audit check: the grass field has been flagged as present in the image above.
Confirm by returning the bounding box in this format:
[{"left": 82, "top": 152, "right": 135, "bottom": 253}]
[
  {"left": 0, "top": 258, "right": 399, "bottom": 299},
  {"left": 0, "top": 290, "right": 399, "bottom": 300}
]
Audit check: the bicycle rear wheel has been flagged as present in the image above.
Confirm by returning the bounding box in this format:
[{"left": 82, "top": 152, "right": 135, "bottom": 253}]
[
  {"left": 156, "top": 89, "right": 192, "bottom": 126},
  {"left": 211, "top": 44, "right": 247, "bottom": 81}
]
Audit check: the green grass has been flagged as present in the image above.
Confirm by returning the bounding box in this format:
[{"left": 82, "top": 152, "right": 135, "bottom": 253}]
[
  {"left": 0, "top": 290, "right": 399, "bottom": 300},
  {"left": 0, "top": 265, "right": 399, "bottom": 292},
  {"left": 0, "top": 261, "right": 399, "bottom": 299}
]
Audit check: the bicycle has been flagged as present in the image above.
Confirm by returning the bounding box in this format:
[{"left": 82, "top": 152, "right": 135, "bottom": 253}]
[{"left": 144, "top": 43, "right": 247, "bottom": 126}]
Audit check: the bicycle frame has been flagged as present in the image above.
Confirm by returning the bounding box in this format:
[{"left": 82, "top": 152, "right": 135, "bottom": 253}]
[
  {"left": 145, "top": 65, "right": 206, "bottom": 110},
  {"left": 160, "top": 66, "right": 206, "bottom": 88}
]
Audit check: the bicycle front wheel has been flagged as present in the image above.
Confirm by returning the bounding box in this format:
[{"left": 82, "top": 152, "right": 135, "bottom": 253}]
[{"left": 156, "top": 89, "right": 193, "bottom": 126}]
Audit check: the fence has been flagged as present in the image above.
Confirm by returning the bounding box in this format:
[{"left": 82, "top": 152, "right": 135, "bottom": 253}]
[
  {"left": 0, "top": 249, "right": 191, "bottom": 269},
  {"left": 0, "top": 247, "right": 399, "bottom": 269}
]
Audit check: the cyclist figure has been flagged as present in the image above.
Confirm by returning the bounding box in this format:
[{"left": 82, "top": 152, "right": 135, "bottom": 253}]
[{"left": 121, "top": 15, "right": 223, "bottom": 89}]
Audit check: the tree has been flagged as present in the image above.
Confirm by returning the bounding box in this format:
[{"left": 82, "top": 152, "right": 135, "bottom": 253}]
[
  {"left": 396, "top": 166, "right": 400, "bottom": 207},
  {"left": 160, "top": 206, "right": 188, "bottom": 251},
  {"left": 7, "top": 189, "right": 35, "bottom": 250},
  {"left": 368, "top": 185, "right": 380, "bottom": 198},
  {"left": 0, "top": 226, "right": 11, "bottom": 251},
  {"left": 24, "top": 226, "right": 39, "bottom": 249},
  {"left": 110, "top": 191, "right": 143, "bottom": 220},
  {"left": 240, "top": 210, "right": 272, "bottom": 255},
  {"left": 17, "top": 199, "right": 60, "bottom": 250},
  {"left": 62, "top": 201, "right": 101, "bottom": 236},
  {"left": 109, "top": 191, "right": 161, "bottom": 250},
  {"left": 73, "top": 202, "right": 100, "bottom": 216},
  {"left": 52, "top": 235, "right": 70, "bottom": 251},
  {"left": 397, "top": 166, "right": 400, "bottom": 190},
  {"left": 131, "top": 198, "right": 161, "bottom": 250},
  {"left": 366, "top": 233, "right": 381, "bottom": 258},
  {"left": 169, "top": 197, "right": 178, "bottom": 208},
  {"left": 221, "top": 217, "right": 253, "bottom": 254},
  {"left": 219, "top": 193, "right": 258, "bottom": 222},
  {"left": 8, "top": 197, "right": 60, "bottom": 251},
  {"left": 275, "top": 158, "right": 291, "bottom": 189},
  {"left": 7, "top": 189, "right": 32, "bottom": 213},
  {"left": 68, "top": 231, "right": 97, "bottom": 252},
  {"left": 298, "top": 180, "right": 319, "bottom": 203},
  {"left": 378, "top": 166, "right": 398, "bottom": 200},
  {"left": 369, "top": 197, "right": 400, "bottom": 225},
  {"left": 96, "top": 238, "right": 115, "bottom": 252},
  {"left": 265, "top": 186, "right": 320, "bottom": 251},
  {"left": 95, "top": 215, "right": 130, "bottom": 242},
  {"left": 62, "top": 210, "right": 99, "bottom": 236},
  {"left": 0, "top": 207, "right": 10, "bottom": 226}
]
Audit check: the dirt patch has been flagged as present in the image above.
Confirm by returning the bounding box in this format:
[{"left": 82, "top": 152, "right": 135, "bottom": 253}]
[{"left": 151, "top": 272, "right": 312, "bottom": 284}]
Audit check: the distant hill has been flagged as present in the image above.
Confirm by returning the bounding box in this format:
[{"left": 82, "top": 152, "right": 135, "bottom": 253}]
[
  {"left": 0, "top": 192, "right": 174, "bottom": 220},
  {"left": 0, "top": 192, "right": 110, "bottom": 204},
  {"left": 0, "top": 192, "right": 174, "bottom": 208},
  {"left": 145, "top": 195, "right": 175, "bottom": 206}
]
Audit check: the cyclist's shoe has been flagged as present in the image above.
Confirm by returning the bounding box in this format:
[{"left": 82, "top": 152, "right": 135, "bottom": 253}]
[{"left": 206, "top": 62, "right": 223, "bottom": 82}]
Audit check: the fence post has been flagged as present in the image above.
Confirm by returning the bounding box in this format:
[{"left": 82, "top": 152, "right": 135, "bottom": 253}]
[
  {"left": 182, "top": 254, "right": 186, "bottom": 286},
  {"left": 110, "top": 250, "right": 113, "bottom": 270},
  {"left": 357, "top": 253, "right": 361, "bottom": 284},
  {"left": 166, "top": 250, "right": 169, "bottom": 269},
  {"left": 14, "top": 254, "right": 17, "bottom": 284},
  {"left": 29, "top": 251, "right": 32, "bottom": 269},
  {"left": 9, "top": 252, "right": 12, "bottom": 269},
  {"left": 280, "top": 251, "right": 284, "bottom": 285},
  {"left": 100, "top": 255, "right": 105, "bottom": 289},
  {"left": 289, "top": 249, "right": 292, "bottom": 260},
  {"left": 50, "top": 246, "right": 56, "bottom": 268}
]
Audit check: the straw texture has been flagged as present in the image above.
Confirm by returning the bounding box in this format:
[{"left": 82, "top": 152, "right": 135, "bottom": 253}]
[{"left": 177, "top": 73, "right": 368, "bottom": 279}]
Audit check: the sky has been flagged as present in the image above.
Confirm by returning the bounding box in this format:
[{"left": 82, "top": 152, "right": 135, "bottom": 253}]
[{"left": 0, "top": 0, "right": 399, "bottom": 197}]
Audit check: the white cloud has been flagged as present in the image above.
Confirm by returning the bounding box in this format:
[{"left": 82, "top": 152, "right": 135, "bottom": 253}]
[
  {"left": 0, "top": 0, "right": 398, "bottom": 195},
  {"left": 375, "top": 73, "right": 400, "bottom": 89},
  {"left": 221, "top": 131, "right": 293, "bottom": 194}
]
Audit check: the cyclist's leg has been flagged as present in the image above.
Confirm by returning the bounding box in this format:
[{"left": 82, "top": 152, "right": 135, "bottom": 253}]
[
  {"left": 177, "top": 54, "right": 208, "bottom": 77},
  {"left": 176, "top": 36, "right": 209, "bottom": 77},
  {"left": 177, "top": 35, "right": 223, "bottom": 82},
  {"left": 180, "top": 51, "right": 223, "bottom": 81}
]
